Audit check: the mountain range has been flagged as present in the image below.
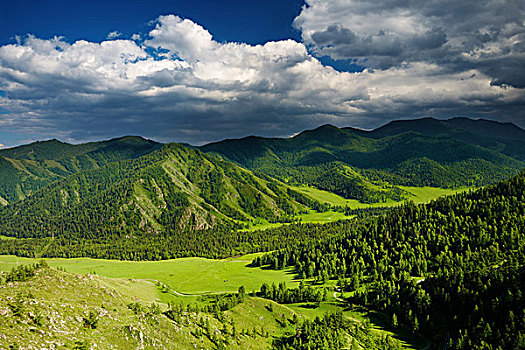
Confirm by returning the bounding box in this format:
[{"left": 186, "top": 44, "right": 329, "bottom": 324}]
[
  {"left": 202, "top": 117, "right": 525, "bottom": 201},
  {"left": 0, "top": 136, "right": 161, "bottom": 204},
  {"left": 0, "top": 117, "right": 524, "bottom": 237}
]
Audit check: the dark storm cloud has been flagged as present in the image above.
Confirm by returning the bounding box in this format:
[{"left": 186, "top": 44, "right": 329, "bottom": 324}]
[
  {"left": 297, "top": 0, "right": 525, "bottom": 88},
  {"left": 311, "top": 25, "right": 446, "bottom": 59}
]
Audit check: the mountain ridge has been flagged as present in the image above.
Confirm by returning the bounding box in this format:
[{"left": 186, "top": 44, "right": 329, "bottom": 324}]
[
  {"left": 2, "top": 117, "right": 524, "bottom": 207},
  {"left": 0, "top": 142, "right": 311, "bottom": 238},
  {"left": 201, "top": 117, "right": 525, "bottom": 201},
  {"left": 0, "top": 136, "right": 162, "bottom": 204}
]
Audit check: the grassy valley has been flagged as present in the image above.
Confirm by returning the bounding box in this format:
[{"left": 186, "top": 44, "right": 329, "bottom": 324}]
[
  {"left": 0, "top": 263, "right": 300, "bottom": 350},
  {"left": 0, "top": 260, "right": 421, "bottom": 349},
  {"left": 291, "top": 184, "right": 467, "bottom": 208},
  {"left": 0, "top": 254, "right": 299, "bottom": 296},
  {"left": 1, "top": 118, "right": 524, "bottom": 349}
]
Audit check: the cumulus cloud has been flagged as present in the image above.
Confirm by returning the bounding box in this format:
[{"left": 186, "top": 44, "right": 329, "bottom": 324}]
[
  {"left": 0, "top": 13, "right": 523, "bottom": 145},
  {"left": 295, "top": 0, "right": 525, "bottom": 88},
  {"left": 107, "top": 31, "right": 122, "bottom": 39}
]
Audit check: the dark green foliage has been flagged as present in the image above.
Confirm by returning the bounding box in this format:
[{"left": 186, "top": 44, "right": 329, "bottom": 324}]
[
  {"left": 262, "top": 170, "right": 525, "bottom": 349},
  {"left": 199, "top": 292, "right": 245, "bottom": 313},
  {"left": 272, "top": 312, "right": 347, "bottom": 350},
  {"left": 0, "top": 220, "right": 336, "bottom": 260},
  {"left": 83, "top": 310, "right": 99, "bottom": 329},
  {"left": 4, "top": 261, "right": 47, "bottom": 283},
  {"left": 274, "top": 311, "right": 403, "bottom": 349},
  {"left": 258, "top": 282, "right": 326, "bottom": 304},
  {"left": 128, "top": 302, "right": 161, "bottom": 318},
  {"left": 0, "top": 219, "right": 339, "bottom": 261},
  {"left": 73, "top": 340, "right": 91, "bottom": 350},
  {"left": 0, "top": 143, "right": 313, "bottom": 240},
  {"left": 7, "top": 294, "right": 25, "bottom": 317}
]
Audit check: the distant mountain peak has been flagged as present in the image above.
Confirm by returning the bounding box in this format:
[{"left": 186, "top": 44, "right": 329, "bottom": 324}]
[{"left": 292, "top": 123, "right": 348, "bottom": 141}]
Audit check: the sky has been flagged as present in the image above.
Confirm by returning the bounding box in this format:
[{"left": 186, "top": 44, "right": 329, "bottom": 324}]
[{"left": 0, "top": 0, "right": 524, "bottom": 147}]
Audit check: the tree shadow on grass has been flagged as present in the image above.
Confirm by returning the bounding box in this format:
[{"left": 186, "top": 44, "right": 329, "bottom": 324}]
[
  {"left": 365, "top": 309, "right": 429, "bottom": 349},
  {"left": 293, "top": 302, "right": 320, "bottom": 309}
]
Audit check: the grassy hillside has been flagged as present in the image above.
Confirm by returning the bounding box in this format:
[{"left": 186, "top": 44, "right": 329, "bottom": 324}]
[
  {"left": 0, "top": 136, "right": 162, "bottom": 204},
  {"left": 202, "top": 118, "right": 525, "bottom": 203},
  {"left": 291, "top": 184, "right": 467, "bottom": 208},
  {"left": 0, "top": 261, "right": 419, "bottom": 349},
  {"left": 0, "top": 263, "right": 302, "bottom": 349}
]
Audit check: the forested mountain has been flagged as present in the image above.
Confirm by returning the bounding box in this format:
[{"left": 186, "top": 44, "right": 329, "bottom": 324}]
[
  {"left": 201, "top": 118, "right": 525, "bottom": 203},
  {"left": 2, "top": 158, "right": 524, "bottom": 348},
  {"left": 0, "top": 143, "right": 310, "bottom": 240},
  {"left": 0, "top": 136, "right": 162, "bottom": 204},
  {"left": 1, "top": 139, "right": 524, "bottom": 348},
  {"left": 257, "top": 170, "right": 525, "bottom": 349},
  {"left": 2, "top": 117, "right": 523, "bottom": 207},
  {"left": 373, "top": 117, "right": 525, "bottom": 160}
]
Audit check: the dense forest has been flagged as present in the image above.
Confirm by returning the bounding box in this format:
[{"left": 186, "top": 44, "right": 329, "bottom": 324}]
[
  {"left": 0, "top": 221, "right": 343, "bottom": 260},
  {"left": 256, "top": 170, "right": 525, "bottom": 349}
]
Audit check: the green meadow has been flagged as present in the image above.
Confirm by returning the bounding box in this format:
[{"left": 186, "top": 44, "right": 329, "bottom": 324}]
[
  {"left": 298, "top": 210, "right": 348, "bottom": 222},
  {"left": 400, "top": 185, "right": 470, "bottom": 203},
  {"left": 0, "top": 255, "right": 426, "bottom": 349},
  {"left": 243, "top": 185, "right": 470, "bottom": 231},
  {"left": 292, "top": 184, "right": 469, "bottom": 208},
  {"left": 0, "top": 253, "right": 297, "bottom": 297}
]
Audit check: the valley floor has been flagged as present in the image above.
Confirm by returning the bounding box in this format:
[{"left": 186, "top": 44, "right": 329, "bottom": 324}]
[{"left": 0, "top": 255, "right": 431, "bottom": 349}]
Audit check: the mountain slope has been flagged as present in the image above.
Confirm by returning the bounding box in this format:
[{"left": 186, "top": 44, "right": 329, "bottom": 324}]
[
  {"left": 373, "top": 116, "right": 525, "bottom": 160},
  {"left": 0, "top": 263, "right": 303, "bottom": 350},
  {"left": 201, "top": 119, "right": 525, "bottom": 202},
  {"left": 0, "top": 143, "right": 309, "bottom": 239},
  {"left": 0, "top": 136, "right": 162, "bottom": 204}
]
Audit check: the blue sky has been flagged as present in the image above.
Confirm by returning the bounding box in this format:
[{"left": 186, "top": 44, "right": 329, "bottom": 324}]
[
  {"left": 0, "top": 0, "right": 523, "bottom": 147},
  {"left": 0, "top": 0, "right": 304, "bottom": 46}
]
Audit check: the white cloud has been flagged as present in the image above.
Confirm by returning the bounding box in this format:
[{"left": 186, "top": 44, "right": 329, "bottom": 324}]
[
  {"left": 0, "top": 13, "right": 523, "bottom": 145},
  {"left": 107, "top": 31, "right": 122, "bottom": 40}
]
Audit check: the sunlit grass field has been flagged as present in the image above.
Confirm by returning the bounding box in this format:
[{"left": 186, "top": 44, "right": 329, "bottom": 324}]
[
  {"left": 244, "top": 185, "right": 469, "bottom": 231},
  {"left": 400, "top": 185, "right": 470, "bottom": 203},
  {"left": 0, "top": 253, "right": 298, "bottom": 296},
  {"left": 0, "top": 254, "right": 427, "bottom": 348},
  {"left": 292, "top": 184, "right": 469, "bottom": 208}
]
